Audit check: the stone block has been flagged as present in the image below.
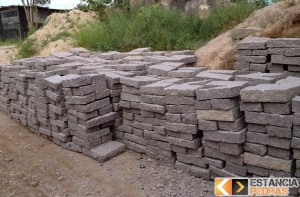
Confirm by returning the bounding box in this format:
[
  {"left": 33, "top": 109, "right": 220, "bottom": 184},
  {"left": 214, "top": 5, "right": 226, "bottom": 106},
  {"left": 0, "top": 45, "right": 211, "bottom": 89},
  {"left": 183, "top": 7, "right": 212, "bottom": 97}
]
[
  {"left": 240, "top": 77, "right": 300, "bottom": 103},
  {"left": 165, "top": 122, "right": 197, "bottom": 134},
  {"left": 272, "top": 55, "right": 300, "bottom": 65},
  {"left": 195, "top": 100, "right": 211, "bottom": 110},
  {"left": 211, "top": 98, "right": 239, "bottom": 110},
  {"left": 268, "top": 146, "right": 292, "bottom": 160},
  {"left": 285, "top": 48, "right": 300, "bottom": 56},
  {"left": 292, "top": 96, "right": 300, "bottom": 113},
  {"left": 167, "top": 137, "right": 201, "bottom": 149},
  {"left": 268, "top": 136, "right": 291, "bottom": 149},
  {"left": 175, "top": 161, "right": 191, "bottom": 173},
  {"left": 266, "top": 125, "right": 292, "bottom": 138},
  {"left": 218, "top": 117, "right": 245, "bottom": 132},
  {"left": 196, "top": 81, "right": 246, "bottom": 100},
  {"left": 224, "top": 162, "right": 247, "bottom": 176},
  {"left": 166, "top": 113, "right": 181, "bottom": 123},
  {"left": 86, "top": 112, "right": 116, "bottom": 128},
  {"left": 247, "top": 131, "right": 268, "bottom": 145},
  {"left": 140, "top": 103, "right": 165, "bottom": 114},
  {"left": 263, "top": 102, "right": 291, "bottom": 115},
  {"left": 177, "top": 153, "right": 207, "bottom": 168},
  {"left": 237, "top": 37, "right": 269, "bottom": 50},
  {"left": 247, "top": 165, "right": 269, "bottom": 176},
  {"left": 181, "top": 113, "right": 197, "bottom": 125},
  {"left": 267, "top": 38, "right": 300, "bottom": 48},
  {"left": 244, "top": 152, "right": 293, "bottom": 173},
  {"left": 220, "top": 142, "right": 243, "bottom": 156},
  {"left": 292, "top": 137, "right": 300, "bottom": 149},
  {"left": 198, "top": 119, "right": 218, "bottom": 131},
  {"left": 244, "top": 142, "right": 267, "bottom": 156},
  {"left": 190, "top": 166, "right": 210, "bottom": 179},
  {"left": 65, "top": 93, "right": 96, "bottom": 105},
  {"left": 203, "top": 129, "right": 246, "bottom": 144},
  {"left": 196, "top": 107, "right": 242, "bottom": 122},
  {"left": 240, "top": 102, "right": 263, "bottom": 112}
]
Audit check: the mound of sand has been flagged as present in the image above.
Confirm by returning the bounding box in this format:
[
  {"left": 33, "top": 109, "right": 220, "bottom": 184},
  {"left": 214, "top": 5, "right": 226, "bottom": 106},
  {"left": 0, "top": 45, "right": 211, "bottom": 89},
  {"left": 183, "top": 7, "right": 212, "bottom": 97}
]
[
  {"left": 30, "top": 9, "right": 96, "bottom": 56},
  {"left": 196, "top": 0, "right": 300, "bottom": 70}
]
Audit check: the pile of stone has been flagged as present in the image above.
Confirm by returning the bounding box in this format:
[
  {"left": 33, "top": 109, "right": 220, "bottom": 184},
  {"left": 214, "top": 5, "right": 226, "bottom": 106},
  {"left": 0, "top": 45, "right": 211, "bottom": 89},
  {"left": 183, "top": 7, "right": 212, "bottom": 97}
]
[
  {"left": 62, "top": 74, "right": 116, "bottom": 154},
  {"left": 164, "top": 80, "right": 209, "bottom": 177},
  {"left": 196, "top": 81, "right": 247, "bottom": 178},
  {"left": 118, "top": 76, "right": 159, "bottom": 153},
  {"left": 240, "top": 76, "right": 300, "bottom": 177},
  {"left": 268, "top": 38, "right": 300, "bottom": 73},
  {"left": 235, "top": 37, "right": 270, "bottom": 73}
]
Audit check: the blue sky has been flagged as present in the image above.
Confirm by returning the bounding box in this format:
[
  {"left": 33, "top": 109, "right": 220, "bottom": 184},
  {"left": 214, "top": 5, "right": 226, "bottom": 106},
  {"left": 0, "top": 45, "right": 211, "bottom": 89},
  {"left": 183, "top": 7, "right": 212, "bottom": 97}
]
[{"left": 0, "top": 0, "right": 81, "bottom": 9}]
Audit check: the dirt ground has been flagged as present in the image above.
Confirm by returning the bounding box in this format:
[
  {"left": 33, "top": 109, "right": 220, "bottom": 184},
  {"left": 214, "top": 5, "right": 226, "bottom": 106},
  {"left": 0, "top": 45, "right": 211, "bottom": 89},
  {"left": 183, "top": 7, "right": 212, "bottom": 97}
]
[
  {"left": 0, "top": 46, "right": 17, "bottom": 64},
  {"left": 0, "top": 111, "right": 214, "bottom": 197}
]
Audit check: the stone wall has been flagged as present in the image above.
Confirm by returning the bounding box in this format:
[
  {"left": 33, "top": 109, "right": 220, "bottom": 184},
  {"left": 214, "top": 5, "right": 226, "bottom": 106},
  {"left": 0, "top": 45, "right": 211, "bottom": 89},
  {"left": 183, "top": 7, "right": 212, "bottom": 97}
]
[{"left": 0, "top": 38, "right": 300, "bottom": 195}]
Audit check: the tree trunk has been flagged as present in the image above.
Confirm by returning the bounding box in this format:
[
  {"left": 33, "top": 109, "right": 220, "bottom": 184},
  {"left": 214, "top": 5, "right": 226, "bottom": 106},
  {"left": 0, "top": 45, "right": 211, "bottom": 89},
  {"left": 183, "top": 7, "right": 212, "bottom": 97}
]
[{"left": 21, "top": 0, "right": 31, "bottom": 28}]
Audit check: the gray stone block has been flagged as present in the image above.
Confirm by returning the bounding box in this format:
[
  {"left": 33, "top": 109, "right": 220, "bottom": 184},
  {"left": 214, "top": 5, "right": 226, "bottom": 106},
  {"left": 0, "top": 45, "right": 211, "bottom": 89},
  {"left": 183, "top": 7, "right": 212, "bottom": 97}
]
[
  {"left": 263, "top": 102, "right": 291, "bottom": 115},
  {"left": 167, "top": 137, "right": 201, "bottom": 149},
  {"left": 241, "top": 77, "right": 300, "bottom": 103},
  {"left": 292, "top": 96, "right": 300, "bottom": 113},
  {"left": 198, "top": 119, "right": 218, "bottom": 131},
  {"left": 190, "top": 166, "right": 210, "bottom": 179},
  {"left": 211, "top": 98, "right": 239, "bottom": 110},
  {"left": 65, "top": 93, "right": 96, "bottom": 105},
  {"left": 285, "top": 48, "right": 300, "bottom": 57},
  {"left": 247, "top": 131, "right": 268, "bottom": 145},
  {"left": 203, "top": 128, "right": 246, "bottom": 144},
  {"left": 218, "top": 117, "right": 245, "bottom": 132},
  {"left": 209, "top": 165, "right": 238, "bottom": 178},
  {"left": 196, "top": 107, "right": 242, "bottom": 122},
  {"left": 181, "top": 113, "right": 197, "bottom": 125},
  {"left": 244, "top": 152, "right": 293, "bottom": 173},
  {"left": 166, "top": 113, "right": 181, "bottom": 123},
  {"left": 177, "top": 153, "right": 207, "bottom": 168},
  {"left": 205, "top": 148, "right": 244, "bottom": 165},
  {"left": 196, "top": 81, "right": 247, "bottom": 100},
  {"left": 220, "top": 142, "right": 243, "bottom": 156},
  {"left": 237, "top": 55, "right": 267, "bottom": 63},
  {"left": 120, "top": 76, "right": 159, "bottom": 88},
  {"left": 266, "top": 125, "right": 292, "bottom": 138},
  {"left": 240, "top": 102, "right": 263, "bottom": 112},
  {"left": 267, "top": 38, "right": 300, "bottom": 48},
  {"left": 203, "top": 157, "right": 224, "bottom": 168},
  {"left": 140, "top": 103, "right": 165, "bottom": 114},
  {"left": 175, "top": 161, "right": 191, "bottom": 173},
  {"left": 292, "top": 137, "right": 300, "bottom": 149},
  {"left": 268, "top": 146, "right": 292, "bottom": 160},
  {"left": 271, "top": 55, "right": 300, "bottom": 65},
  {"left": 244, "top": 142, "right": 267, "bottom": 156},
  {"left": 247, "top": 165, "right": 269, "bottom": 176},
  {"left": 195, "top": 100, "right": 211, "bottom": 110},
  {"left": 268, "top": 136, "right": 291, "bottom": 149},
  {"left": 86, "top": 112, "right": 116, "bottom": 128},
  {"left": 165, "top": 122, "right": 197, "bottom": 134},
  {"left": 237, "top": 37, "right": 270, "bottom": 50},
  {"left": 224, "top": 162, "right": 247, "bottom": 176}
]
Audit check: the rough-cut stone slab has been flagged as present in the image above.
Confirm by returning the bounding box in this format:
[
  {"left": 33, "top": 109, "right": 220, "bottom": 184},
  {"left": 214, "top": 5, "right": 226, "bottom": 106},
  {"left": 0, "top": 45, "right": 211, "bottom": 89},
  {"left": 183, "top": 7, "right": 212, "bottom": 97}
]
[
  {"left": 196, "top": 81, "right": 247, "bottom": 100},
  {"left": 237, "top": 37, "right": 270, "bottom": 50},
  {"left": 203, "top": 129, "right": 246, "bottom": 144},
  {"left": 241, "top": 77, "right": 300, "bottom": 103},
  {"left": 196, "top": 107, "right": 242, "bottom": 121},
  {"left": 271, "top": 55, "right": 300, "bottom": 65},
  {"left": 267, "top": 38, "right": 300, "bottom": 48},
  {"left": 244, "top": 152, "right": 293, "bottom": 173}
]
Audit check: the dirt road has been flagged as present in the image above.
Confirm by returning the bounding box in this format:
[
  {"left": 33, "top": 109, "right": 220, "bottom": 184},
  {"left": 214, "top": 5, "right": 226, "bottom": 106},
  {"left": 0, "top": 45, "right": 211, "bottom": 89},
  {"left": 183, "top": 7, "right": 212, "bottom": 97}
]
[{"left": 0, "top": 111, "right": 214, "bottom": 197}]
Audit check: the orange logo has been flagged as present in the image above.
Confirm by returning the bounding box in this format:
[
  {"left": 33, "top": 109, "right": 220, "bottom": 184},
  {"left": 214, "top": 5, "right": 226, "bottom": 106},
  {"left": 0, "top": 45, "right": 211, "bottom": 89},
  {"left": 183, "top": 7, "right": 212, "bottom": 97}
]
[{"left": 215, "top": 178, "right": 233, "bottom": 196}]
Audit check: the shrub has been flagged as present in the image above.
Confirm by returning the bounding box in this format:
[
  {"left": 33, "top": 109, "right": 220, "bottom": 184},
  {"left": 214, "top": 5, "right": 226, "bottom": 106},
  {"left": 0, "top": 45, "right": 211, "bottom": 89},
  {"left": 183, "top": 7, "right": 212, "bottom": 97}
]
[
  {"left": 17, "top": 39, "right": 37, "bottom": 58},
  {"left": 75, "top": 2, "right": 265, "bottom": 51}
]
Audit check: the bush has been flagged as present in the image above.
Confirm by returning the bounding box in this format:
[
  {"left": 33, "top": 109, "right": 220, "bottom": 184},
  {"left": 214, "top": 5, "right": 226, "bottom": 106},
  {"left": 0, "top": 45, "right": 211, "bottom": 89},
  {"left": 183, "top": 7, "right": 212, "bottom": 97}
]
[
  {"left": 75, "top": 2, "right": 265, "bottom": 52},
  {"left": 17, "top": 39, "right": 37, "bottom": 58}
]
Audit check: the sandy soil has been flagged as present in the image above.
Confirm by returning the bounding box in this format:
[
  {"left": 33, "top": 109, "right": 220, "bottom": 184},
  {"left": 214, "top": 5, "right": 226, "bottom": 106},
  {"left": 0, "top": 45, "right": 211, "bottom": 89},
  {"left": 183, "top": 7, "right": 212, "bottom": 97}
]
[
  {"left": 0, "top": 111, "right": 214, "bottom": 197},
  {"left": 0, "top": 46, "right": 18, "bottom": 64}
]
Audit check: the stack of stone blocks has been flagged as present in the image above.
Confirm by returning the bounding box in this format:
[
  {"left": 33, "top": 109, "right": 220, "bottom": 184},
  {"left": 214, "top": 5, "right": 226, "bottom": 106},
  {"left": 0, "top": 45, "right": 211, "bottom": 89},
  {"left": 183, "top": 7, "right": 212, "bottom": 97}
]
[{"left": 0, "top": 38, "right": 300, "bottom": 196}]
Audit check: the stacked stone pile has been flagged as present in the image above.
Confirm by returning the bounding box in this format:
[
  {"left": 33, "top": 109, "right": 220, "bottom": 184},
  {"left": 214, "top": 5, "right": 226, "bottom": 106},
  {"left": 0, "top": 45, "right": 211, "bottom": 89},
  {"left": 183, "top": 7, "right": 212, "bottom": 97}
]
[
  {"left": 118, "top": 76, "right": 159, "bottom": 153},
  {"left": 235, "top": 37, "right": 270, "bottom": 73},
  {"left": 268, "top": 38, "right": 300, "bottom": 73},
  {"left": 196, "top": 81, "right": 248, "bottom": 178},
  {"left": 240, "top": 76, "right": 300, "bottom": 177}
]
